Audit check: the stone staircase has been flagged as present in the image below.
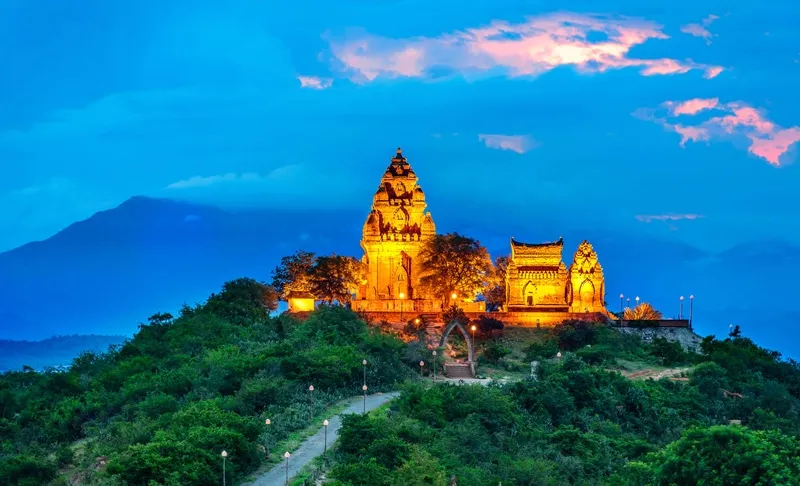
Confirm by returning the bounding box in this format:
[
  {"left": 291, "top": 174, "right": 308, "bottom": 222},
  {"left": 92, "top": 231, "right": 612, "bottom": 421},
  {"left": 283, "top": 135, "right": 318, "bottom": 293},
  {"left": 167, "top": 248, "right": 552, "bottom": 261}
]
[{"left": 444, "top": 363, "right": 474, "bottom": 378}]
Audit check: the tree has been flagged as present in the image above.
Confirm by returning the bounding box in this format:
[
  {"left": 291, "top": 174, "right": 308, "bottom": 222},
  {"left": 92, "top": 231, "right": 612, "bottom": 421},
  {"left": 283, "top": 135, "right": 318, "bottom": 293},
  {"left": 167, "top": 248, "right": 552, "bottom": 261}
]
[
  {"left": 310, "top": 255, "right": 363, "bottom": 305},
  {"left": 622, "top": 302, "right": 663, "bottom": 320},
  {"left": 270, "top": 250, "right": 316, "bottom": 300},
  {"left": 418, "top": 233, "right": 494, "bottom": 306},
  {"left": 729, "top": 324, "right": 742, "bottom": 338},
  {"left": 483, "top": 256, "right": 508, "bottom": 311}
]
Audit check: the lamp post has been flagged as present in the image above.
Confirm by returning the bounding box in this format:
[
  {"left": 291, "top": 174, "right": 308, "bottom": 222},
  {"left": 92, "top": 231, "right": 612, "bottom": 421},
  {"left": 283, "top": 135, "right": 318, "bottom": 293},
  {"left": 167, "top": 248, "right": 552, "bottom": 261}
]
[
  {"left": 419, "top": 360, "right": 424, "bottom": 377},
  {"left": 265, "top": 419, "right": 271, "bottom": 461},
  {"left": 284, "top": 452, "right": 291, "bottom": 485},
  {"left": 451, "top": 292, "right": 457, "bottom": 308},
  {"left": 470, "top": 324, "right": 477, "bottom": 343},
  {"left": 362, "top": 384, "right": 368, "bottom": 413},
  {"left": 635, "top": 296, "right": 640, "bottom": 307},
  {"left": 432, "top": 350, "right": 437, "bottom": 381},
  {"left": 689, "top": 295, "right": 694, "bottom": 329},
  {"left": 308, "top": 385, "right": 314, "bottom": 422},
  {"left": 679, "top": 296, "right": 684, "bottom": 320},
  {"left": 619, "top": 294, "right": 624, "bottom": 314},
  {"left": 399, "top": 292, "right": 405, "bottom": 320},
  {"left": 221, "top": 451, "right": 228, "bottom": 486},
  {"left": 362, "top": 359, "right": 367, "bottom": 388},
  {"left": 323, "top": 420, "right": 329, "bottom": 456}
]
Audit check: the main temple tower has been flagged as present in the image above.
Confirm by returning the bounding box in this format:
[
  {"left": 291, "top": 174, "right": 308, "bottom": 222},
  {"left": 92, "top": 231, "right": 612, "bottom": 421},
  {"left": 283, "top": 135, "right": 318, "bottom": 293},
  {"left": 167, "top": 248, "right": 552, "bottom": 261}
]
[{"left": 355, "top": 148, "right": 438, "bottom": 312}]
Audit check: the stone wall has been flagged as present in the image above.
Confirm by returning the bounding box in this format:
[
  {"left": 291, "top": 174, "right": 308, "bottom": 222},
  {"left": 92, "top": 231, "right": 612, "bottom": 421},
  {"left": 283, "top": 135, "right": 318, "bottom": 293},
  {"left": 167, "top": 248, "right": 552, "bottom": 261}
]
[{"left": 616, "top": 326, "right": 704, "bottom": 352}]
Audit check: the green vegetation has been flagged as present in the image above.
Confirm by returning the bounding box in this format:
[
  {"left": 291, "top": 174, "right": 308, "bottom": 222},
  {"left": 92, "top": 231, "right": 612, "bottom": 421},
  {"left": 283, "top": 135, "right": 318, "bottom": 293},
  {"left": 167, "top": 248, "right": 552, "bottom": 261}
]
[
  {"left": 328, "top": 321, "right": 800, "bottom": 485},
  {"left": 0, "top": 278, "right": 414, "bottom": 485}
]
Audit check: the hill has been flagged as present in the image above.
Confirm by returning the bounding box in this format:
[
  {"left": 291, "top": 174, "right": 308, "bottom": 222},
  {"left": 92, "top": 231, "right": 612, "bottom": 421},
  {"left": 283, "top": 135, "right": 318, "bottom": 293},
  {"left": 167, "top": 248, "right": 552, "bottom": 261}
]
[
  {"left": 1, "top": 286, "right": 799, "bottom": 485},
  {"left": 0, "top": 335, "right": 126, "bottom": 372},
  {"left": 0, "top": 196, "right": 798, "bottom": 357}
]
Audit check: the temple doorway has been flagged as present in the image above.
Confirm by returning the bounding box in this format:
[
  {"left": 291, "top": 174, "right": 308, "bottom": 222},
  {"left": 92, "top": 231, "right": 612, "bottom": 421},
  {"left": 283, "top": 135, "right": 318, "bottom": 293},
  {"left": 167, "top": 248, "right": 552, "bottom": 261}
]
[{"left": 523, "top": 281, "right": 536, "bottom": 307}]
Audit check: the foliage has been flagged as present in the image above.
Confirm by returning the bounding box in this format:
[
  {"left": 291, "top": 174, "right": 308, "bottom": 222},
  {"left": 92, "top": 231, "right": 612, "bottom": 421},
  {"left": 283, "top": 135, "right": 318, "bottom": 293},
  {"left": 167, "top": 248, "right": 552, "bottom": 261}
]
[
  {"left": 481, "top": 342, "right": 511, "bottom": 364},
  {"left": 330, "top": 328, "right": 800, "bottom": 485},
  {"left": 473, "top": 315, "right": 504, "bottom": 338},
  {"left": 271, "top": 250, "right": 316, "bottom": 298},
  {"left": 482, "top": 255, "right": 508, "bottom": 312},
  {"left": 310, "top": 255, "right": 363, "bottom": 305},
  {"left": 417, "top": 233, "right": 494, "bottom": 306},
  {"left": 622, "top": 303, "right": 663, "bottom": 320},
  {"left": 0, "top": 281, "right": 415, "bottom": 485}
]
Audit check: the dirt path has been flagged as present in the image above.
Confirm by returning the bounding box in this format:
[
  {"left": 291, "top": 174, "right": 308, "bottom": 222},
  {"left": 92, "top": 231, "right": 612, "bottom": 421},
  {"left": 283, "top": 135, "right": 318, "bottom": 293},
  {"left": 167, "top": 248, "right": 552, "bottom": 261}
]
[{"left": 619, "top": 367, "right": 690, "bottom": 381}]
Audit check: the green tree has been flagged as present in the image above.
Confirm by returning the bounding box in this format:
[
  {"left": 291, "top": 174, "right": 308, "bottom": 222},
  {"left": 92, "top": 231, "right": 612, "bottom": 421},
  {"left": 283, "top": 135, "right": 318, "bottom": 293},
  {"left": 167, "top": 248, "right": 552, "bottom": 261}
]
[
  {"left": 648, "top": 426, "right": 800, "bottom": 485},
  {"left": 310, "top": 255, "right": 363, "bottom": 305},
  {"left": 483, "top": 255, "right": 508, "bottom": 311},
  {"left": 270, "top": 250, "right": 316, "bottom": 299},
  {"left": 418, "top": 233, "right": 494, "bottom": 306}
]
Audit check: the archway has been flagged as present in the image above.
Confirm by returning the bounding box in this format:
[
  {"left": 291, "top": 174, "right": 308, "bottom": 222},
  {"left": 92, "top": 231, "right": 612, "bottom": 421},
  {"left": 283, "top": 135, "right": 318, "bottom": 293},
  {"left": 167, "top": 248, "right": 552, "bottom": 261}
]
[
  {"left": 522, "top": 281, "right": 536, "bottom": 307},
  {"left": 438, "top": 320, "right": 476, "bottom": 377},
  {"left": 579, "top": 280, "right": 595, "bottom": 309}
]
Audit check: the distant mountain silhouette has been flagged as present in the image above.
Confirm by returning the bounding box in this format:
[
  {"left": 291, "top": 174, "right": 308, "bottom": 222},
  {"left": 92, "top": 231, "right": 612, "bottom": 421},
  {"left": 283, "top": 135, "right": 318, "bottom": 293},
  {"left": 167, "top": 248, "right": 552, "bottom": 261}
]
[
  {"left": 0, "top": 334, "right": 126, "bottom": 372},
  {"left": 0, "top": 196, "right": 797, "bottom": 358}
]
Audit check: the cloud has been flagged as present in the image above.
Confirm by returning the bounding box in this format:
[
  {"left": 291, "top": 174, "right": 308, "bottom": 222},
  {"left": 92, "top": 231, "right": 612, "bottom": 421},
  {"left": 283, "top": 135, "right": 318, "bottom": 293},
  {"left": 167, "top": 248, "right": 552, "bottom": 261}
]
[
  {"left": 478, "top": 134, "right": 538, "bottom": 154},
  {"left": 166, "top": 165, "right": 300, "bottom": 190},
  {"left": 327, "top": 13, "right": 723, "bottom": 83},
  {"left": 297, "top": 75, "right": 333, "bottom": 90},
  {"left": 636, "top": 213, "right": 704, "bottom": 223},
  {"left": 680, "top": 14, "right": 719, "bottom": 44},
  {"left": 638, "top": 99, "right": 800, "bottom": 166}
]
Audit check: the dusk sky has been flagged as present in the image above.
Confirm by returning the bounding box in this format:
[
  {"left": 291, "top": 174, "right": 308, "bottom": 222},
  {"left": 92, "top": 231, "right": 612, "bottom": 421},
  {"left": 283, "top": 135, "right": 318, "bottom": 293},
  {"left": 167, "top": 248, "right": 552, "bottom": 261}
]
[{"left": 1, "top": 0, "right": 799, "bottom": 253}]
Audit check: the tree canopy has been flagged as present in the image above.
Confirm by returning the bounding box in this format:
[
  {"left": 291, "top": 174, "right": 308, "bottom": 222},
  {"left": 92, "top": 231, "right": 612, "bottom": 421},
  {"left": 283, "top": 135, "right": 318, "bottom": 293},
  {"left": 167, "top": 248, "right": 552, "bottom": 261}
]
[
  {"left": 417, "top": 233, "right": 494, "bottom": 305},
  {"left": 271, "top": 251, "right": 363, "bottom": 305}
]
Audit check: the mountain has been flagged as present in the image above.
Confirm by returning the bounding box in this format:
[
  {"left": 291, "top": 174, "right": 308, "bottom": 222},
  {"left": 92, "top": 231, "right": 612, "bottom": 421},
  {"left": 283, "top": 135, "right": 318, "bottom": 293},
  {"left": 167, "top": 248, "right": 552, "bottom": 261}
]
[
  {"left": 0, "top": 196, "right": 797, "bottom": 358},
  {"left": 0, "top": 335, "right": 126, "bottom": 372}
]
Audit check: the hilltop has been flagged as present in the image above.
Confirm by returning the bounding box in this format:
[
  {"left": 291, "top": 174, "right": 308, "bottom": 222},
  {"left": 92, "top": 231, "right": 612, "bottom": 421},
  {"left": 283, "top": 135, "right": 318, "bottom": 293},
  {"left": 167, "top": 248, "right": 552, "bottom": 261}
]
[{"left": 1, "top": 279, "right": 799, "bottom": 485}]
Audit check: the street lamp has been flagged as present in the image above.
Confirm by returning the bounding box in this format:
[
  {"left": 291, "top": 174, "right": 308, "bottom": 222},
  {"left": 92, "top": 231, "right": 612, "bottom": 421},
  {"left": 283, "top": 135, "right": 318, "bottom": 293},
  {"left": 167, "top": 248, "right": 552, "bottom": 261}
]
[
  {"left": 362, "top": 384, "right": 368, "bottom": 413},
  {"left": 399, "top": 292, "right": 405, "bottom": 320},
  {"left": 619, "top": 293, "right": 624, "bottom": 314},
  {"left": 323, "top": 420, "right": 329, "bottom": 456},
  {"left": 432, "top": 350, "right": 437, "bottom": 381},
  {"left": 284, "top": 452, "right": 291, "bottom": 485},
  {"left": 221, "top": 451, "right": 228, "bottom": 486},
  {"left": 362, "top": 359, "right": 367, "bottom": 388},
  {"left": 679, "top": 296, "right": 684, "bottom": 319},
  {"left": 308, "top": 385, "right": 314, "bottom": 422},
  {"left": 419, "top": 360, "right": 424, "bottom": 377},
  {"left": 635, "top": 296, "right": 640, "bottom": 307},
  {"left": 689, "top": 294, "right": 694, "bottom": 329},
  {"left": 265, "top": 419, "right": 271, "bottom": 460},
  {"left": 470, "top": 324, "right": 477, "bottom": 343},
  {"left": 556, "top": 352, "right": 562, "bottom": 359}
]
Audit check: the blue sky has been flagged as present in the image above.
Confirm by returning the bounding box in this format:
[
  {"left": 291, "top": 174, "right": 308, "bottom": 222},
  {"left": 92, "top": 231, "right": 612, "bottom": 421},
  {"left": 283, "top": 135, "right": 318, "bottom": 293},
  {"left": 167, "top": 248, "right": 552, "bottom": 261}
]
[{"left": 1, "top": 0, "right": 799, "bottom": 253}]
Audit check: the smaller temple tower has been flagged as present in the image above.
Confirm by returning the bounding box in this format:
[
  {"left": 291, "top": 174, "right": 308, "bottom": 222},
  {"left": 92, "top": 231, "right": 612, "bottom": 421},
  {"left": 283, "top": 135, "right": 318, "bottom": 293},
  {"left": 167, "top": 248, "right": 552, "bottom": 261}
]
[{"left": 567, "top": 241, "right": 605, "bottom": 313}]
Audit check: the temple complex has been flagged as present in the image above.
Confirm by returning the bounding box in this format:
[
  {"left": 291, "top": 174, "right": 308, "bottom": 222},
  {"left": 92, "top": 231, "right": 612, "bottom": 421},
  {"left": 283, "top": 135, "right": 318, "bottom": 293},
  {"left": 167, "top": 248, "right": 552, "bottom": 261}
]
[{"left": 349, "top": 147, "right": 605, "bottom": 324}]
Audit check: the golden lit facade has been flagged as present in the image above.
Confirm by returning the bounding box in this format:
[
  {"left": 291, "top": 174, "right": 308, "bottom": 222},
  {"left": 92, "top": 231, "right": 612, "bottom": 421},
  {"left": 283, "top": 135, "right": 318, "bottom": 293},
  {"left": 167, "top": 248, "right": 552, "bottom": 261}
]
[
  {"left": 505, "top": 238, "right": 606, "bottom": 313},
  {"left": 355, "top": 148, "right": 439, "bottom": 312}
]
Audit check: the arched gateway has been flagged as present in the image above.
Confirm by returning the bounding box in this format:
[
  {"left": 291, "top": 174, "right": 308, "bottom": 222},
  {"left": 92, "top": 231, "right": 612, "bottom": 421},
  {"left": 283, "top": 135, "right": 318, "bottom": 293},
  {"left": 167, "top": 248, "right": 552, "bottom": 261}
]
[{"left": 437, "top": 320, "right": 476, "bottom": 377}]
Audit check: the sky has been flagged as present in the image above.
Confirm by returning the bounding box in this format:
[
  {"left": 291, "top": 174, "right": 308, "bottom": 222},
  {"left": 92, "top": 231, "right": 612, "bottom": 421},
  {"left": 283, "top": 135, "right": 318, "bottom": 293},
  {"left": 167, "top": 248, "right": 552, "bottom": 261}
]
[{"left": 1, "top": 0, "right": 799, "bottom": 253}]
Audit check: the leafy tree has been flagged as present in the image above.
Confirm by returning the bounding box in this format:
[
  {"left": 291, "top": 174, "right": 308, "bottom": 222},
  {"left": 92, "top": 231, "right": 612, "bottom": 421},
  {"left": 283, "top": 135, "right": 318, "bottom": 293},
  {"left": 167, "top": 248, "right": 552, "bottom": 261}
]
[
  {"left": 417, "top": 233, "right": 494, "bottom": 306},
  {"left": 483, "top": 255, "right": 508, "bottom": 311},
  {"left": 729, "top": 324, "right": 742, "bottom": 338},
  {"left": 647, "top": 426, "right": 800, "bottom": 485},
  {"left": 648, "top": 337, "right": 692, "bottom": 366},
  {"left": 310, "top": 255, "right": 363, "bottom": 305},
  {"left": 623, "top": 302, "right": 663, "bottom": 320},
  {"left": 270, "top": 250, "right": 316, "bottom": 299}
]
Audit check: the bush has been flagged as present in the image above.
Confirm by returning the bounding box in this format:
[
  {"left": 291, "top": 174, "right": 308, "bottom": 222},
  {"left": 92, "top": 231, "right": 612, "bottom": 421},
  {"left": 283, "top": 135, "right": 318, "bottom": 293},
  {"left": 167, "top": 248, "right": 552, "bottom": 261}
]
[{"left": 481, "top": 342, "right": 511, "bottom": 364}]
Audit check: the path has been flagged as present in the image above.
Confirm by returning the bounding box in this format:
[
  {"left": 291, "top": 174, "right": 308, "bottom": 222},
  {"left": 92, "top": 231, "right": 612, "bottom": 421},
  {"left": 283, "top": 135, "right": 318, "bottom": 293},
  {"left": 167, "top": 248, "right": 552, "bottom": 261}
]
[{"left": 247, "top": 392, "right": 399, "bottom": 486}]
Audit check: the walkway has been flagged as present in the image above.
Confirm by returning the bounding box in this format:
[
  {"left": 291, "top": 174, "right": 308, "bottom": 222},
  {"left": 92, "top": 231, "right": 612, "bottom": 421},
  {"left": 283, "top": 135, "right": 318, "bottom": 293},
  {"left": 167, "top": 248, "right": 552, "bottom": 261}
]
[{"left": 247, "top": 392, "right": 399, "bottom": 486}]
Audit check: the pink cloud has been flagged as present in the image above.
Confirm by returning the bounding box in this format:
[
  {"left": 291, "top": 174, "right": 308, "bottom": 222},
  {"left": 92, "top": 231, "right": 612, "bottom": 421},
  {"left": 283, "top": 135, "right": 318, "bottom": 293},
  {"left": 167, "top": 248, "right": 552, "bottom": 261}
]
[
  {"left": 641, "top": 99, "right": 800, "bottom": 166},
  {"left": 328, "top": 13, "right": 722, "bottom": 82},
  {"left": 680, "top": 14, "right": 719, "bottom": 44},
  {"left": 636, "top": 214, "right": 704, "bottom": 223},
  {"left": 297, "top": 76, "right": 333, "bottom": 90},
  {"left": 666, "top": 98, "right": 720, "bottom": 116},
  {"left": 478, "top": 134, "right": 538, "bottom": 154}
]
